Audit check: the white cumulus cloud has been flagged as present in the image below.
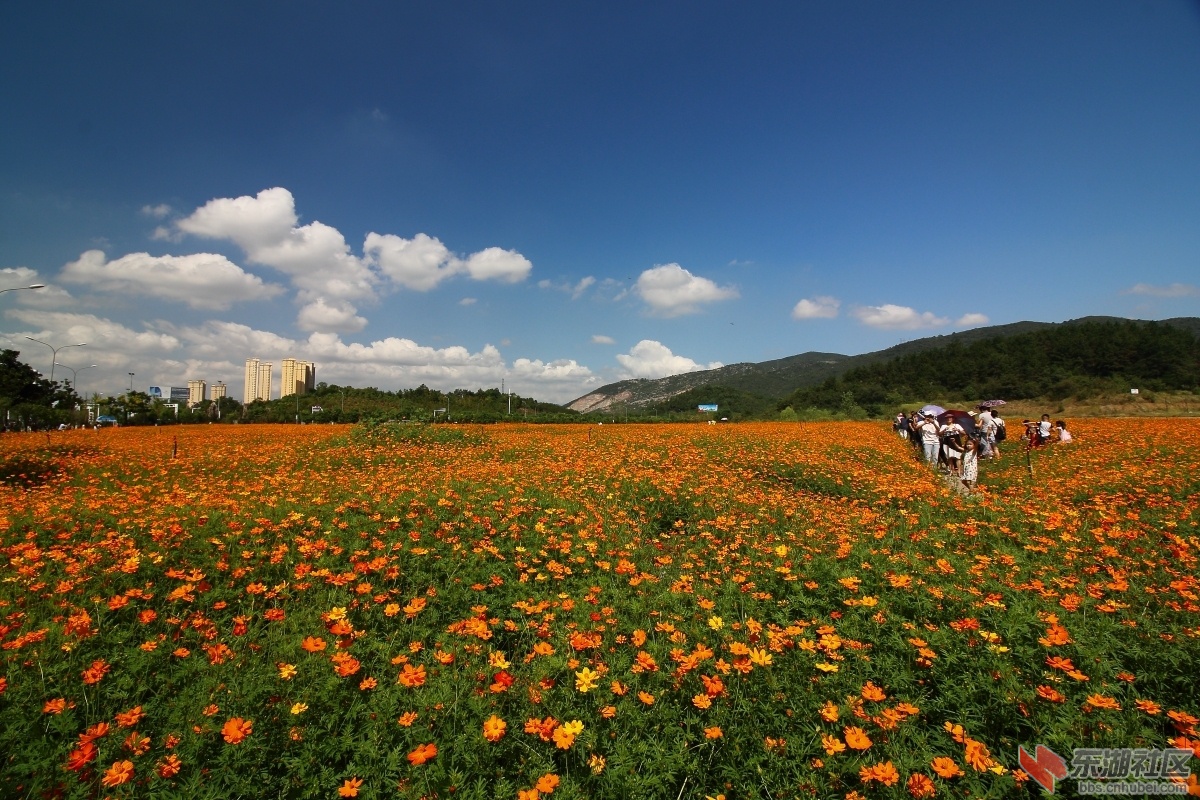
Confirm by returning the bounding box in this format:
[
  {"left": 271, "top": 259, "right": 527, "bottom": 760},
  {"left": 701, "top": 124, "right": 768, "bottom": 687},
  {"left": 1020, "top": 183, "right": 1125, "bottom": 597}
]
[
  {"left": 591, "top": 334, "right": 615, "bottom": 345},
  {"left": 616, "top": 340, "right": 722, "bottom": 379},
  {"left": 60, "top": 250, "right": 285, "bottom": 310},
  {"left": 364, "top": 233, "right": 532, "bottom": 291},
  {"left": 955, "top": 313, "right": 990, "bottom": 327},
  {"left": 1124, "top": 282, "right": 1200, "bottom": 298},
  {"left": 297, "top": 298, "right": 368, "bottom": 333},
  {"left": 851, "top": 304, "right": 949, "bottom": 330},
  {"left": 791, "top": 296, "right": 840, "bottom": 320},
  {"left": 633, "top": 263, "right": 738, "bottom": 317}
]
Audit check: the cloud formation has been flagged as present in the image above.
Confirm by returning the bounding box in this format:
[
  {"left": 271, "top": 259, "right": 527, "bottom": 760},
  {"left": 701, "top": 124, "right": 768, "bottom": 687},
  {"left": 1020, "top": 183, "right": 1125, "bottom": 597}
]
[
  {"left": 167, "top": 188, "right": 533, "bottom": 332},
  {"left": 591, "top": 334, "right": 615, "bottom": 345},
  {"left": 1124, "top": 282, "right": 1200, "bottom": 298},
  {"left": 60, "top": 250, "right": 285, "bottom": 310},
  {"left": 791, "top": 296, "right": 840, "bottom": 320},
  {"left": 7, "top": 309, "right": 598, "bottom": 403},
  {"left": 634, "top": 264, "right": 738, "bottom": 317},
  {"left": 850, "top": 304, "right": 949, "bottom": 330},
  {"left": 616, "top": 340, "right": 722, "bottom": 379},
  {"left": 955, "top": 313, "right": 989, "bottom": 327}
]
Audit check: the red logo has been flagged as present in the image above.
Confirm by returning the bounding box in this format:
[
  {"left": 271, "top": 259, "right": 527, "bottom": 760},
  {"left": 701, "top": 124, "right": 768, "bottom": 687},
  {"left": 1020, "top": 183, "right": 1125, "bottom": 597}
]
[{"left": 1019, "top": 745, "right": 1068, "bottom": 794}]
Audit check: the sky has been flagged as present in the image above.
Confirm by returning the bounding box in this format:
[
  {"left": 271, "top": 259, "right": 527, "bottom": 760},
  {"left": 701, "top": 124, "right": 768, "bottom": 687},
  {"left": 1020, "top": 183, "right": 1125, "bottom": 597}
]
[{"left": 2, "top": 2, "right": 1199, "bottom": 404}]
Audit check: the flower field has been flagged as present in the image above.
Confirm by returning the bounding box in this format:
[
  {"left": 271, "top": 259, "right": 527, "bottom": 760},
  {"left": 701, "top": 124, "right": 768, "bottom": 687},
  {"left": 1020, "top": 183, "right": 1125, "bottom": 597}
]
[{"left": 1, "top": 420, "right": 1198, "bottom": 799}]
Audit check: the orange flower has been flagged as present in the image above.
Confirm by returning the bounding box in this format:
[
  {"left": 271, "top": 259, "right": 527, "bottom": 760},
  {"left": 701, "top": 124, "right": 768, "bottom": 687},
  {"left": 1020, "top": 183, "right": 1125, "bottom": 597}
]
[
  {"left": 483, "top": 715, "right": 507, "bottom": 742},
  {"left": 338, "top": 777, "right": 364, "bottom": 797},
  {"left": 397, "top": 711, "right": 418, "bottom": 727},
  {"left": 906, "top": 772, "right": 936, "bottom": 798},
  {"left": 859, "top": 761, "right": 900, "bottom": 786},
  {"left": 115, "top": 705, "right": 144, "bottom": 728},
  {"left": 1085, "top": 693, "right": 1122, "bottom": 711},
  {"left": 43, "top": 698, "right": 67, "bottom": 714},
  {"left": 637, "top": 691, "right": 655, "bottom": 705},
  {"left": 1035, "top": 685, "right": 1066, "bottom": 703},
  {"left": 221, "top": 717, "right": 252, "bottom": 744},
  {"left": 1134, "top": 699, "right": 1161, "bottom": 715},
  {"left": 535, "top": 773, "right": 560, "bottom": 793},
  {"left": 692, "top": 693, "right": 712, "bottom": 710},
  {"left": 301, "top": 636, "right": 327, "bottom": 653},
  {"left": 101, "top": 759, "right": 134, "bottom": 787},
  {"left": 821, "top": 734, "right": 846, "bottom": 755},
  {"left": 843, "top": 726, "right": 872, "bottom": 751},
  {"left": 931, "top": 757, "right": 963, "bottom": 779},
  {"left": 397, "top": 663, "right": 427, "bottom": 688},
  {"left": 861, "top": 681, "right": 887, "bottom": 702},
  {"left": 157, "top": 754, "right": 182, "bottom": 779},
  {"left": 818, "top": 700, "right": 840, "bottom": 722},
  {"left": 64, "top": 742, "right": 98, "bottom": 772},
  {"left": 704, "top": 726, "right": 723, "bottom": 739},
  {"left": 407, "top": 742, "right": 437, "bottom": 765},
  {"left": 81, "top": 659, "right": 111, "bottom": 685}
]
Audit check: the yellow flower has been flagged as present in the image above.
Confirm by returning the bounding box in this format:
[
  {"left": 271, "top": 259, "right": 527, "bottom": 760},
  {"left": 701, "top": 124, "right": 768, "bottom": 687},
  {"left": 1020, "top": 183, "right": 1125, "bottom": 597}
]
[
  {"left": 277, "top": 663, "right": 297, "bottom": 680},
  {"left": 815, "top": 662, "right": 839, "bottom": 673},
  {"left": 748, "top": 647, "right": 772, "bottom": 667},
  {"left": 588, "top": 753, "right": 606, "bottom": 774},
  {"left": 575, "top": 667, "right": 600, "bottom": 693},
  {"left": 327, "top": 607, "right": 347, "bottom": 621},
  {"left": 290, "top": 703, "right": 308, "bottom": 715},
  {"left": 707, "top": 616, "right": 724, "bottom": 630},
  {"left": 488, "top": 651, "right": 511, "bottom": 669}
]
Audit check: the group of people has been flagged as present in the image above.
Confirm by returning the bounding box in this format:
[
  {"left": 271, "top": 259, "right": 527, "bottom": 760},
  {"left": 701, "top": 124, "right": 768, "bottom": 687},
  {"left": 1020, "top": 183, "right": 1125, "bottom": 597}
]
[{"left": 893, "top": 407, "right": 1072, "bottom": 492}]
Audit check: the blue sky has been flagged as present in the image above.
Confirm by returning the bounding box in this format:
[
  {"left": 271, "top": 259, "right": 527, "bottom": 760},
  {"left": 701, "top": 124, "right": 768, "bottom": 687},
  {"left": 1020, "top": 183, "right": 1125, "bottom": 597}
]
[{"left": 3, "top": 2, "right": 1199, "bottom": 404}]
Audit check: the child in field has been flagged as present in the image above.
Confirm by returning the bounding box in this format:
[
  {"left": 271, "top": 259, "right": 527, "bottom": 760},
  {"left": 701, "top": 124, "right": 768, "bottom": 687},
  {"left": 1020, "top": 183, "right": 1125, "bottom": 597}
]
[
  {"left": 959, "top": 436, "right": 980, "bottom": 492},
  {"left": 1055, "top": 420, "right": 1072, "bottom": 443}
]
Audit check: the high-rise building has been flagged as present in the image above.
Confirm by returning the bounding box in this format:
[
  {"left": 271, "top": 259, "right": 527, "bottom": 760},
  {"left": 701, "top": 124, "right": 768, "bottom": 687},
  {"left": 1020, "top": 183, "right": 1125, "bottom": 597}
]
[
  {"left": 243, "top": 358, "right": 273, "bottom": 404},
  {"left": 211, "top": 382, "right": 227, "bottom": 401},
  {"left": 187, "top": 379, "right": 206, "bottom": 407},
  {"left": 280, "top": 358, "right": 315, "bottom": 398}
]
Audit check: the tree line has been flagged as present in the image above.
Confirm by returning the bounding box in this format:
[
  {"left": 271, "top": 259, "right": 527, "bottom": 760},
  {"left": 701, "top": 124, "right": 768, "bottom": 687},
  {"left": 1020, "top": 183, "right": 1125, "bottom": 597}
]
[{"left": 779, "top": 320, "right": 1200, "bottom": 418}]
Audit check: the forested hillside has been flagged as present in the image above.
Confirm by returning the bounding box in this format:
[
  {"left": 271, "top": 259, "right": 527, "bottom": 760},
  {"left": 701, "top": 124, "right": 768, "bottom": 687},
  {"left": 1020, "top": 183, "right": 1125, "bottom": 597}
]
[{"left": 782, "top": 320, "right": 1200, "bottom": 417}]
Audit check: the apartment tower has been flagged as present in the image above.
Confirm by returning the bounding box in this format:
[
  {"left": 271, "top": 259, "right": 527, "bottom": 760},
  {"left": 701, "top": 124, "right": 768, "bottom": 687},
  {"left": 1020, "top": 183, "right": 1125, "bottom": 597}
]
[
  {"left": 280, "top": 358, "right": 315, "bottom": 397},
  {"left": 243, "top": 358, "right": 273, "bottom": 404},
  {"left": 187, "top": 379, "right": 206, "bottom": 407},
  {"left": 211, "top": 382, "right": 227, "bottom": 401}
]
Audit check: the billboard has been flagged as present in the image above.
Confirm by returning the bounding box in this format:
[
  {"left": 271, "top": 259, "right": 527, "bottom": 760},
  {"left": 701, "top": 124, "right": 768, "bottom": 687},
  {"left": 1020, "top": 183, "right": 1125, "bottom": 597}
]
[
  {"left": 170, "top": 387, "right": 189, "bottom": 403},
  {"left": 148, "top": 386, "right": 163, "bottom": 398},
  {"left": 698, "top": 404, "right": 719, "bottom": 412}
]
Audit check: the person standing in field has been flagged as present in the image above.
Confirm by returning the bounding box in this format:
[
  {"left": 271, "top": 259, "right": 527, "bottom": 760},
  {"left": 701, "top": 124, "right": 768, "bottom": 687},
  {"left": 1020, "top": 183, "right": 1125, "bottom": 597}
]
[
  {"left": 916, "top": 413, "right": 941, "bottom": 466},
  {"left": 939, "top": 417, "right": 966, "bottom": 476},
  {"left": 960, "top": 435, "right": 980, "bottom": 492},
  {"left": 976, "top": 407, "right": 996, "bottom": 458},
  {"left": 991, "top": 411, "right": 1006, "bottom": 456}
]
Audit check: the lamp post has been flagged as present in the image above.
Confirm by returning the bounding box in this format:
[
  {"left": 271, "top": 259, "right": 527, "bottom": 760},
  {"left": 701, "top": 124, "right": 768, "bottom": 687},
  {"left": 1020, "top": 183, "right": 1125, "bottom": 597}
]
[
  {"left": 128, "top": 372, "right": 135, "bottom": 391},
  {"left": 25, "top": 337, "right": 86, "bottom": 384},
  {"left": 54, "top": 363, "right": 98, "bottom": 396},
  {"left": 1, "top": 283, "right": 46, "bottom": 295}
]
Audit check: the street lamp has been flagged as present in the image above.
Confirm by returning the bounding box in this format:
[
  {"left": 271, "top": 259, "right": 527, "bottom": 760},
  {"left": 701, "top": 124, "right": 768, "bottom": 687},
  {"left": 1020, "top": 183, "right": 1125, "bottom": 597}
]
[
  {"left": 128, "top": 372, "right": 135, "bottom": 391},
  {"left": 1, "top": 284, "right": 46, "bottom": 295},
  {"left": 25, "top": 337, "right": 87, "bottom": 384},
  {"left": 54, "top": 363, "right": 98, "bottom": 395}
]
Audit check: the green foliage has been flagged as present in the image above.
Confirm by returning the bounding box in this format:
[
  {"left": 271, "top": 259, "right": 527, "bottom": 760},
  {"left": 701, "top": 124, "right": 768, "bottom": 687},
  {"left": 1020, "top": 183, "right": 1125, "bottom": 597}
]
[{"left": 783, "top": 320, "right": 1200, "bottom": 417}]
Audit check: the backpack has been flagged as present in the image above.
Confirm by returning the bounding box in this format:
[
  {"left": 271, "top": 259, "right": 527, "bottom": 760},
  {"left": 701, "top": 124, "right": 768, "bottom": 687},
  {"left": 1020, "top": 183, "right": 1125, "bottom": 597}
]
[{"left": 994, "top": 422, "right": 1007, "bottom": 442}]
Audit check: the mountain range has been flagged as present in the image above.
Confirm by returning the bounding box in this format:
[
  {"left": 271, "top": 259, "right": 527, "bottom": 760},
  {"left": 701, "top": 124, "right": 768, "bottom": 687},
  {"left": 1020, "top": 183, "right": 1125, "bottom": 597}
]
[{"left": 567, "top": 317, "right": 1200, "bottom": 413}]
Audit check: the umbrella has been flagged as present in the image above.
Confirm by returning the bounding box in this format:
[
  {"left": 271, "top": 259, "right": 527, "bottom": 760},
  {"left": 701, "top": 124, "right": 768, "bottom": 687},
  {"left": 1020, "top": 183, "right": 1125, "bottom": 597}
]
[
  {"left": 919, "top": 404, "right": 946, "bottom": 417},
  {"left": 978, "top": 399, "right": 1006, "bottom": 408},
  {"left": 937, "top": 409, "right": 978, "bottom": 437}
]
